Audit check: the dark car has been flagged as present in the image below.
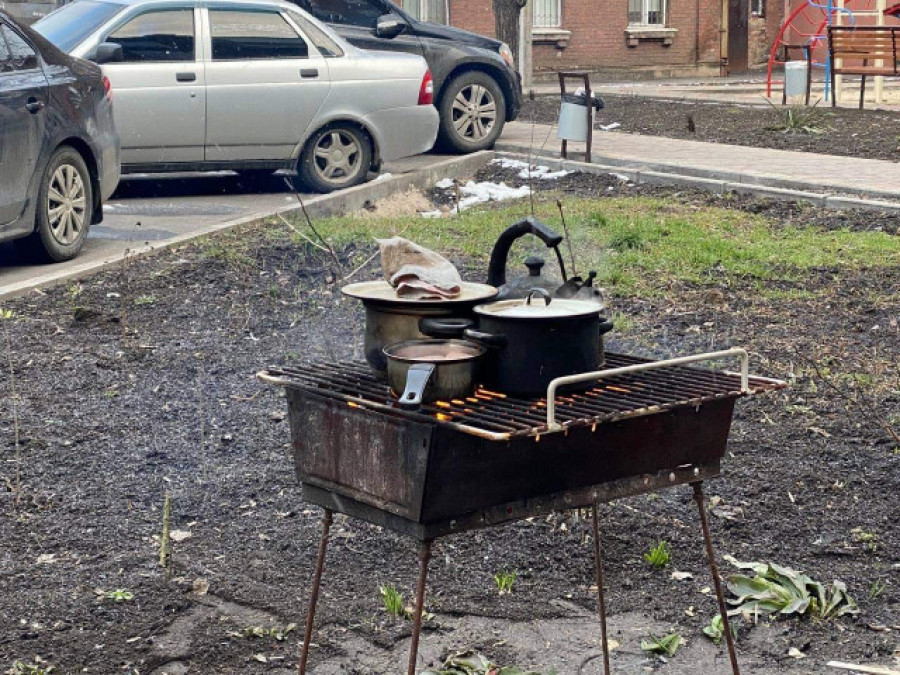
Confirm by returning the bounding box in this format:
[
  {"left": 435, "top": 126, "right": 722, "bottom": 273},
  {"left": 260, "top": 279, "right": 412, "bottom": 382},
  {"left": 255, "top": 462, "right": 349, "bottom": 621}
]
[
  {"left": 295, "top": 0, "right": 522, "bottom": 153},
  {"left": 0, "top": 11, "right": 119, "bottom": 262}
]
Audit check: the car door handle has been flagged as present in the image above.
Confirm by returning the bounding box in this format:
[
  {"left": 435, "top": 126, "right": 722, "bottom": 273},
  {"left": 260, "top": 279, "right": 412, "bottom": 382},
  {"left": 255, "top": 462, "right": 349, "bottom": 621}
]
[
  {"left": 176, "top": 72, "right": 196, "bottom": 82},
  {"left": 300, "top": 68, "right": 319, "bottom": 78},
  {"left": 25, "top": 97, "right": 45, "bottom": 114}
]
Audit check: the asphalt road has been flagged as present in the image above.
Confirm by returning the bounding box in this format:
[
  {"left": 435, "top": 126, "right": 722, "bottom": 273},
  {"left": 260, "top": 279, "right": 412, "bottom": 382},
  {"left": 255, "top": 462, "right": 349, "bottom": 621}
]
[{"left": 0, "top": 153, "right": 451, "bottom": 298}]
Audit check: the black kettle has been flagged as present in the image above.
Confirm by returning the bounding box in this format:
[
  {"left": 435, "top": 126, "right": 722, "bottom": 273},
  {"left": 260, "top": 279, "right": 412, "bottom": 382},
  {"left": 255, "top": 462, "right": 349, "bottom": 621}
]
[{"left": 486, "top": 216, "right": 603, "bottom": 304}]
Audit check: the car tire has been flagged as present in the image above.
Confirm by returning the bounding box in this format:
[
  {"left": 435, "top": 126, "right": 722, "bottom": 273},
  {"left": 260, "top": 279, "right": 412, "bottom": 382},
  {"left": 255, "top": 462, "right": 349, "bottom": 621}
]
[
  {"left": 297, "top": 124, "right": 372, "bottom": 193},
  {"left": 436, "top": 71, "right": 506, "bottom": 153},
  {"left": 32, "top": 146, "right": 93, "bottom": 262}
]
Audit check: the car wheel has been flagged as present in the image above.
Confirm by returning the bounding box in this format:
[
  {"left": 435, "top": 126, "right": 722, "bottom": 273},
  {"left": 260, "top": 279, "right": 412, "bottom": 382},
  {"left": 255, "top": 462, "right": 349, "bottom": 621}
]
[
  {"left": 437, "top": 71, "right": 506, "bottom": 153},
  {"left": 33, "top": 146, "right": 93, "bottom": 262},
  {"left": 297, "top": 124, "right": 372, "bottom": 193}
]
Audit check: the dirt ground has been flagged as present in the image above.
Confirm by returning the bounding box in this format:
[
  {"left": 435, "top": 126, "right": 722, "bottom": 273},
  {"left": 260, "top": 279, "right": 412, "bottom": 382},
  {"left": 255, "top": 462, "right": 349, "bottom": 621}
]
[
  {"left": 521, "top": 94, "right": 900, "bottom": 162},
  {"left": 0, "top": 167, "right": 897, "bottom": 674}
]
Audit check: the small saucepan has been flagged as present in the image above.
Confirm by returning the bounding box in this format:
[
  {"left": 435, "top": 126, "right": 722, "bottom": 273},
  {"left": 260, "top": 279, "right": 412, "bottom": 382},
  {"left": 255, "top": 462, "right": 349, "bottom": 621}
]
[{"left": 383, "top": 339, "right": 486, "bottom": 409}]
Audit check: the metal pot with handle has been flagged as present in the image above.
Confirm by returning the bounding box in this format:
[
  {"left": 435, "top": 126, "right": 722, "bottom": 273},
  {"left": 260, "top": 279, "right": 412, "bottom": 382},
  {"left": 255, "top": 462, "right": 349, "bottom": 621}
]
[
  {"left": 464, "top": 289, "right": 614, "bottom": 397},
  {"left": 383, "top": 339, "right": 486, "bottom": 408},
  {"left": 342, "top": 280, "right": 497, "bottom": 375}
]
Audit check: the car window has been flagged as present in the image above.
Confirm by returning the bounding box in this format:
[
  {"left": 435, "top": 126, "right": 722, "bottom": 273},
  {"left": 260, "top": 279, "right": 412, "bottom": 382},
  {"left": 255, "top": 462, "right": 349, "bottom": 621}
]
[
  {"left": 1, "top": 24, "right": 39, "bottom": 71},
  {"left": 209, "top": 10, "right": 308, "bottom": 60},
  {"left": 0, "top": 25, "right": 11, "bottom": 73},
  {"left": 107, "top": 9, "right": 195, "bottom": 62},
  {"left": 287, "top": 11, "right": 344, "bottom": 57},
  {"left": 303, "top": 0, "right": 384, "bottom": 28},
  {"left": 34, "top": 0, "right": 123, "bottom": 53}
]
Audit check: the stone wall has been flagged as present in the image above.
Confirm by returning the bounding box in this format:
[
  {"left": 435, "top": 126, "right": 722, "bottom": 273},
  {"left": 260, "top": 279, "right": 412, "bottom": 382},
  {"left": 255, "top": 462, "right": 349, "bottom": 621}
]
[{"left": 449, "top": 0, "right": 723, "bottom": 75}]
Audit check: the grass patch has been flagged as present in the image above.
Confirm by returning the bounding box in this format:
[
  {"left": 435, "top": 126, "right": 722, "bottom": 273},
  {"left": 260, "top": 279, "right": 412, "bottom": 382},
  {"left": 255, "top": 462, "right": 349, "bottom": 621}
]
[{"left": 288, "top": 194, "right": 899, "bottom": 296}]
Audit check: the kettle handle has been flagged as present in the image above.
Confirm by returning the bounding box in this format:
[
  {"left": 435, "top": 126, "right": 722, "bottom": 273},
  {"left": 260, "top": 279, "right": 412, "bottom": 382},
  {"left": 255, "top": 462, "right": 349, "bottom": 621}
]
[{"left": 486, "top": 216, "right": 564, "bottom": 288}]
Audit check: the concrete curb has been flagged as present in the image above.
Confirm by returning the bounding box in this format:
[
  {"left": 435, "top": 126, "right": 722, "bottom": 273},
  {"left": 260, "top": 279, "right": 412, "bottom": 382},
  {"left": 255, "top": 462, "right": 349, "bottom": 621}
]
[
  {"left": 494, "top": 148, "right": 900, "bottom": 213},
  {"left": 0, "top": 151, "right": 494, "bottom": 302}
]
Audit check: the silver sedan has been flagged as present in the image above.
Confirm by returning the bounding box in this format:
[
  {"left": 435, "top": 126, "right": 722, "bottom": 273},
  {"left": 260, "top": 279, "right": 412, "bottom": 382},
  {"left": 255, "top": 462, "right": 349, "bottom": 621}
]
[{"left": 35, "top": 0, "right": 439, "bottom": 192}]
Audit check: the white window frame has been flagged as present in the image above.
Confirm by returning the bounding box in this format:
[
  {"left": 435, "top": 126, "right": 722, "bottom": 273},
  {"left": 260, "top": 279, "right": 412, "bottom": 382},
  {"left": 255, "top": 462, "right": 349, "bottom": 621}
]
[
  {"left": 628, "top": 0, "right": 667, "bottom": 26},
  {"left": 533, "top": 0, "right": 562, "bottom": 27},
  {"left": 400, "top": 0, "right": 448, "bottom": 24}
]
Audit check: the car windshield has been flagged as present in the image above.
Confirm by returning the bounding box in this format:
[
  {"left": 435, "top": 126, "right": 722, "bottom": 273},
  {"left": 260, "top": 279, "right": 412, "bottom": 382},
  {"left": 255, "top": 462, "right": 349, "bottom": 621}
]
[{"left": 34, "top": 0, "right": 123, "bottom": 52}]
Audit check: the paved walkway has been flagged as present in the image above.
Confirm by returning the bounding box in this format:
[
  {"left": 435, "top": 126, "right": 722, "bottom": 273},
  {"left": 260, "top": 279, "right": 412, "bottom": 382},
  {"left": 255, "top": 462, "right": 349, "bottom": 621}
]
[
  {"left": 528, "top": 73, "right": 900, "bottom": 109},
  {"left": 499, "top": 121, "right": 900, "bottom": 201}
]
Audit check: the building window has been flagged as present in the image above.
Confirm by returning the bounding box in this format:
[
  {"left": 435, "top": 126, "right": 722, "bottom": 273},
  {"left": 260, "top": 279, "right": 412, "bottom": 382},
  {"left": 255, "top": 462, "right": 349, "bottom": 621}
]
[
  {"left": 533, "top": 0, "right": 561, "bottom": 27},
  {"left": 628, "top": 0, "right": 666, "bottom": 25},
  {"left": 751, "top": 0, "right": 765, "bottom": 16},
  {"left": 399, "top": 0, "right": 447, "bottom": 23}
]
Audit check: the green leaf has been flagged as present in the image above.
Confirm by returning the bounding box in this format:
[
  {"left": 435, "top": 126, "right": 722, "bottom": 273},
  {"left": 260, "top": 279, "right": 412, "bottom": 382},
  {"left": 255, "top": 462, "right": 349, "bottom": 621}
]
[
  {"left": 641, "top": 633, "right": 683, "bottom": 658},
  {"left": 726, "top": 574, "right": 775, "bottom": 603}
]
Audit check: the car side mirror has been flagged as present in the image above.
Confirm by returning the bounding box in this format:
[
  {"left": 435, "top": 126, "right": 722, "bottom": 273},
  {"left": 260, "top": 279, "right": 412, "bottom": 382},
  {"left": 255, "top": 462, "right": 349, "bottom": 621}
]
[
  {"left": 91, "top": 42, "right": 123, "bottom": 64},
  {"left": 376, "top": 14, "right": 405, "bottom": 39}
]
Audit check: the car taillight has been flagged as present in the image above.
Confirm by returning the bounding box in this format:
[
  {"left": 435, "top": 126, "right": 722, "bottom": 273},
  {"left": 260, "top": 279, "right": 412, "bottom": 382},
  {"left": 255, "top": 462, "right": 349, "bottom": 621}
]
[
  {"left": 418, "top": 70, "right": 433, "bottom": 106},
  {"left": 103, "top": 75, "right": 112, "bottom": 102}
]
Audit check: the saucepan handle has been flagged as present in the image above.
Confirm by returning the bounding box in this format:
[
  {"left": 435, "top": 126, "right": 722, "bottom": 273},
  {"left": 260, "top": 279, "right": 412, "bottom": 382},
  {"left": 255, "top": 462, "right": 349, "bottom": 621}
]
[
  {"left": 463, "top": 328, "right": 507, "bottom": 349},
  {"left": 399, "top": 363, "right": 435, "bottom": 410},
  {"left": 419, "top": 317, "right": 473, "bottom": 338}
]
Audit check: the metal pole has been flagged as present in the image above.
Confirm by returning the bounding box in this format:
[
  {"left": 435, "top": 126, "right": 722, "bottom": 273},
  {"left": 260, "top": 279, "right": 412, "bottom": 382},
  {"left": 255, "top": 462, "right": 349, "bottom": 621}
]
[
  {"left": 691, "top": 482, "right": 741, "bottom": 675},
  {"left": 590, "top": 504, "right": 611, "bottom": 675},
  {"left": 407, "top": 540, "right": 433, "bottom": 675},
  {"left": 299, "top": 509, "right": 333, "bottom": 675}
]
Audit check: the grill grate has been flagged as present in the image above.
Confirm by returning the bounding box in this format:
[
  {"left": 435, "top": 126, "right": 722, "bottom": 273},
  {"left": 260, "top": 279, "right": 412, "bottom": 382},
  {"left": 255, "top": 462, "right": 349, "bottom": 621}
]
[{"left": 263, "top": 353, "right": 785, "bottom": 441}]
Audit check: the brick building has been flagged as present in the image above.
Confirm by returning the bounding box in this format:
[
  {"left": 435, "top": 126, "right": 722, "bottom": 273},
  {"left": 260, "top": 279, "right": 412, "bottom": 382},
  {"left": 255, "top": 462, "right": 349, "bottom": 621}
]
[{"left": 448, "top": 0, "right": 784, "bottom": 77}]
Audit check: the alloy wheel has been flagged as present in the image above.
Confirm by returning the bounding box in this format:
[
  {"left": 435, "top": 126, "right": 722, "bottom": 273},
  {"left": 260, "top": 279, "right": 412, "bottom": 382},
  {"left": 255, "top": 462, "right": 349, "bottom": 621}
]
[
  {"left": 46, "top": 164, "right": 86, "bottom": 246},
  {"left": 313, "top": 130, "right": 362, "bottom": 183},
  {"left": 451, "top": 84, "right": 497, "bottom": 141}
]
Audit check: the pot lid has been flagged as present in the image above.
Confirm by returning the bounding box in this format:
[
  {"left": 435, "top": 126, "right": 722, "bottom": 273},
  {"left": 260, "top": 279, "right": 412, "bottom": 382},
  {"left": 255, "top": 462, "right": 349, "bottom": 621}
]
[
  {"left": 475, "top": 293, "right": 603, "bottom": 319},
  {"left": 342, "top": 280, "right": 498, "bottom": 305}
]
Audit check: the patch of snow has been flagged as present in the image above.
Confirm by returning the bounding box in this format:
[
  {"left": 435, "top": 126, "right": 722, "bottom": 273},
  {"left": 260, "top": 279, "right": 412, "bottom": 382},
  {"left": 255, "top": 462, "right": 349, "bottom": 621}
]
[
  {"left": 434, "top": 177, "right": 455, "bottom": 189},
  {"left": 372, "top": 172, "right": 393, "bottom": 183},
  {"left": 609, "top": 173, "right": 631, "bottom": 182},
  {"left": 490, "top": 158, "right": 571, "bottom": 180},
  {"left": 423, "top": 179, "right": 532, "bottom": 218},
  {"left": 599, "top": 122, "right": 621, "bottom": 131}
]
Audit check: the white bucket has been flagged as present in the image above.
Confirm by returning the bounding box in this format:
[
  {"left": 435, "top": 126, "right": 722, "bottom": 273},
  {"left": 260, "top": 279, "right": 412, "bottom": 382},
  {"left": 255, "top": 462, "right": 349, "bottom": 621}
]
[
  {"left": 557, "top": 95, "right": 594, "bottom": 141},
  {"left": 784, "top": 60, "right": 809, "bottom": 97}
]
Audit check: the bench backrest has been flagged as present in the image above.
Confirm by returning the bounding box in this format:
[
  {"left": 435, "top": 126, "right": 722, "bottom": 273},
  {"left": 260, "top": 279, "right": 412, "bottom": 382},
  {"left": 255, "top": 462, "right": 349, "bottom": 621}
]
[{"left": 828, "top": 26, "right": 900, "bottom": 72}]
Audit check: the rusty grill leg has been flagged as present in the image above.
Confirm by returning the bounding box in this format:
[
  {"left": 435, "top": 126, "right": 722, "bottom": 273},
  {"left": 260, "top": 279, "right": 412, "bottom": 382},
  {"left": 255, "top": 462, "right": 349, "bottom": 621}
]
[
  {"left": 299, "top": 508, "right": 333, "bottom": 675},
  {"left": 407, "top": 540, "right": 433, "bottom": 675},
  {"left": 591, "top": 504, "right": 611, "bottom": 675},
  {"left": 692, "top": 482, "right": 741, "bottom": 675}
]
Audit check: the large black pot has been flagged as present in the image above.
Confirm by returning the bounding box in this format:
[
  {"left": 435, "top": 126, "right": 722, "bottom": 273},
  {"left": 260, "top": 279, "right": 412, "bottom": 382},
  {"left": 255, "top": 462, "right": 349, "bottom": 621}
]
[{"left": 463, "top": 289, "right": 614, "bottom": 397}]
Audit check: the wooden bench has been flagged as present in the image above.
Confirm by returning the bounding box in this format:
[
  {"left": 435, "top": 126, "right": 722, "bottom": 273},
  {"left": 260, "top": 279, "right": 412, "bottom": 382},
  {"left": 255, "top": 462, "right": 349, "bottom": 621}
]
[{"left": 828, "top": 26, "right": 900, "bottom": 108}]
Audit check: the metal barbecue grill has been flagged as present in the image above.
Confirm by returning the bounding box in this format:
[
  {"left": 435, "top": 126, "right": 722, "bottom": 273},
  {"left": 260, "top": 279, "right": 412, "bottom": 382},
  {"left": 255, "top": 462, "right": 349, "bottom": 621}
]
[{"left": 259, "top": 348, "right": 786, "bottom": 675}]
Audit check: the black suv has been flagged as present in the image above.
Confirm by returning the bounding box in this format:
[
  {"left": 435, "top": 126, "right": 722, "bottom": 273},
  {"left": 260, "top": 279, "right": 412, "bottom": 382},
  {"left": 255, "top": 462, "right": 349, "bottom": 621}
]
[{"left": 294, "top": 0, "right": 522, "bottom": 153}]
